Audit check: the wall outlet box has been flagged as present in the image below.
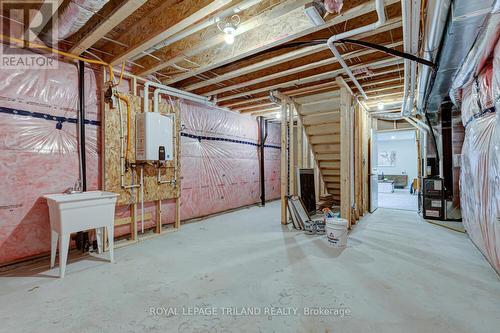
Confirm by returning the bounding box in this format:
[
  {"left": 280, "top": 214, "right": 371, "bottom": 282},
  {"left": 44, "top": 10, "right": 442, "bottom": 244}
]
[{"left": 136, "top": 112, "right": 173, "bottom": 161}]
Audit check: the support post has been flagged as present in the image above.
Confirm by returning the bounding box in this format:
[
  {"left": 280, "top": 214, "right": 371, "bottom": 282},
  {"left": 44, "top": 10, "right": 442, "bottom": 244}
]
[
  {"left": 340, "top": 86, "right": 352, "bottom": 227},
  {"left": 297, "top": 115, "right": 303, "bottom": 169},
  {"left": 258, "top": 116, "right": 267, "bottom": 206},
  {"left": 280, "top": 103, "right": 288, "bottom": 225},
  {"left": 289, "top": 103, "right": 295, "bottom": 196},
  {"left": 175, "top": 198, "right": 181, "bottom": 229},
  {"left": 156, "top": 200, "right": 162, "bottom": 234}
]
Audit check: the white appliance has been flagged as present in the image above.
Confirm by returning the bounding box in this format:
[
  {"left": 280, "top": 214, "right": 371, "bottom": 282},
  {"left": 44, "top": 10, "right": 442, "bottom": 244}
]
[
  {"left": 136, "top": 112, "right": 174, "bottom": 161},
  {"left": 370, "top": 129, "right": 379, "bottom": 212}
]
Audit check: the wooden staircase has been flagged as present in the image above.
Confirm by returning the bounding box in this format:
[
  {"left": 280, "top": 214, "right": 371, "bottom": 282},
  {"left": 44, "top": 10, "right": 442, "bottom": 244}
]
[{"left": 296, "top": 92, "right": 341, "bottom": 202}]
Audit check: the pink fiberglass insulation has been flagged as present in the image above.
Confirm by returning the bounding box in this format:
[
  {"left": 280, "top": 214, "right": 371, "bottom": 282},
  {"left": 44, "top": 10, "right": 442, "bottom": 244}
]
[
  {"left": 460, "top": 63, "right": 494, "bottom": 126},
  {"left": 0, "top": 48, "right": 100, "bottom": 264},
  {"left": 493, "top": 39, "right": 500, "bottom": 102},
  {"left": 323, "top": 0, "right": 343, "bottom": 14},
  {"left": 0, "top": 50, "right": 281, "bottom": 265},
  {"left": 54, "top": 0, "right": 109, "bottom": 41},
  {"left": 263, "top": 122, "right": 281, "bottom": 201},
  {"left": 160, "top": 101, "right": 281, "bottom": 221}
]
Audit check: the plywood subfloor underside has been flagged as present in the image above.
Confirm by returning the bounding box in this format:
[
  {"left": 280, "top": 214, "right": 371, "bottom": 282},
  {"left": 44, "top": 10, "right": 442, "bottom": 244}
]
[{"left": 1, "top": 203, "right": 499, "bottom": 333}]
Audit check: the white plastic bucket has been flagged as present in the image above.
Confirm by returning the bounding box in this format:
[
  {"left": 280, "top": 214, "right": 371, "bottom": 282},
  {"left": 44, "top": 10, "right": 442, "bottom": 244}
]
[{"left": 325, "top": 218, "right": 348, "bottom": 247}]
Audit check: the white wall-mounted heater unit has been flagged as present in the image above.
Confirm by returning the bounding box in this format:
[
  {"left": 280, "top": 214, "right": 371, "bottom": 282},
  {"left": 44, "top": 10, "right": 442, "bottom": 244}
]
[{"left": 136, "top": 112, "right": 174, "bottom": 161}]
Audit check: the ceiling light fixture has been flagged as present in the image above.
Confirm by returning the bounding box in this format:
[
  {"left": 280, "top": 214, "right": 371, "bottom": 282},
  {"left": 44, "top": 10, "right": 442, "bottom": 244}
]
[
  {"left": 217, "top": 15, "right": 240, "bottom": 45},
  {"left": 276, "top": 112, "right": 282, "bottom": 120},
  {"left": 377, "top": 102, "right": 385, "bottom": 110}
]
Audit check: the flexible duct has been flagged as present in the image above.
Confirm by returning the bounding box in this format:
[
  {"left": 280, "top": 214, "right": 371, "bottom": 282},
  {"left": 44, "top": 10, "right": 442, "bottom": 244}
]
[{"left": 416, "top": 0, "right": 451, "bottom": 112}]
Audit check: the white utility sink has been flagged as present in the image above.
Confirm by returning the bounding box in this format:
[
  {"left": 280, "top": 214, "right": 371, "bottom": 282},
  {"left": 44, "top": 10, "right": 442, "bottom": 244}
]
[{"left": 44, "top": 191, "right": 118, "bottom": 278}]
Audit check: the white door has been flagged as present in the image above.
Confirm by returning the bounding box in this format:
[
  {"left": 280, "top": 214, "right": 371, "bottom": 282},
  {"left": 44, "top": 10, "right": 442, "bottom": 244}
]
[{"left": 370, "top": 129, "right": 378, "bottom": 212}]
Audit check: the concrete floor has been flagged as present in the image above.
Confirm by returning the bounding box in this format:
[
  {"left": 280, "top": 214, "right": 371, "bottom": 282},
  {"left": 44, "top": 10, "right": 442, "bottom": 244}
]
[
  {"left": 378, "top": 188, "right": 418, "bottom": 211},
  {"left": 1, "top": 202, "right": 499, "bottom": 333}
]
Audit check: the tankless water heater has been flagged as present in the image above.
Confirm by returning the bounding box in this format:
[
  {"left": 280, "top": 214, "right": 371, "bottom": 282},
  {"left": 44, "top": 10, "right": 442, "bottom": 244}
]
[{"left": 136, "top": 112, "right": 174, "bottom": 161}]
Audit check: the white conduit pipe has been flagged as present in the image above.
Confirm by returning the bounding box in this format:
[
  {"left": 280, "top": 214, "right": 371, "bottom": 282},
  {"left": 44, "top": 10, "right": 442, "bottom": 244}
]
[
  {"left": 405, "top": 117, "right": 428, "bottom": 176},
  {"left": 408, "top": 0, "right": 421, "bottom": 115},
  {"left": 401, "top": 0, "right": 411, "bottom": 115},
  {"left": 326, "top": 0, "right": 387, "bottom": 100},
  {"left": 143, "top": 81, "right": 212, "bottom": 113}
]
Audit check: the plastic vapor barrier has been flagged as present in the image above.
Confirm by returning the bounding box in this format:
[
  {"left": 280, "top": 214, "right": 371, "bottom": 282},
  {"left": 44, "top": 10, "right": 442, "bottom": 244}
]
[
  {"left": 0, "top": 49, "right": 100, "bottom": 265},
  {"left": 0, "top": 49, "right": 281, "bottom": 265},
  {"left": 160, "top": 101, "right": 281, "bottom": 221},
  {"left": 454, "top": 34, "right": 500, "bottom": 273},
  {"left": 55, "top": 0, "right": 109, "bottom": 41}
]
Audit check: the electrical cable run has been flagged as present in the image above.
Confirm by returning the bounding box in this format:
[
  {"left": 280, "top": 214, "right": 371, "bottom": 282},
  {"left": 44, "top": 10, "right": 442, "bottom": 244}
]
[
  {"left": 180, "top": 132, "right": 281, "bottom": 149},
  {"left": 0, "top": 106, "right": 100, "bottom": 129},
  {"left": 464, "top": 106, "right": 496, "bottom": 129},
  {"left": 0, "top": 106, "right": 281, "bottom": 149}
]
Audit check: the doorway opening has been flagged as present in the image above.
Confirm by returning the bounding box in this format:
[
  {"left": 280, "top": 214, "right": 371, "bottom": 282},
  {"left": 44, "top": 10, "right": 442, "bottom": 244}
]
[{"left": 376, "top": 130, "right": 418, "bottom": 211}]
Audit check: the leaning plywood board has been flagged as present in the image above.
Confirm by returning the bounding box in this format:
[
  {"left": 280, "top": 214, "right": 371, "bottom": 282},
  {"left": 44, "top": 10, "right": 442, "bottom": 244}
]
[
  {"left": 142, "top": 100, "right": 181, "bottom": 202},
  {"left": 103, "top": 94, "right": 138, "bottom": 205},
  {"left": 103, "top": 95, "right": 180, "bottom": 206}
]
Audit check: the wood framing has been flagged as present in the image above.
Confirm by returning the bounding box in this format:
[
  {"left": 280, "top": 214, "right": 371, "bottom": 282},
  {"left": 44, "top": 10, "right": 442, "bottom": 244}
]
[
  {"left": 161, "top": 0, "right": 400, "bottom": 84},
  {"left": 105, "top": 0, "right": 231, "bottom": 65},
  {"left": 289, "top": 103, "right": 295, "bottom": 196},
  {"left": 69, "top": 0, "right": 148, "bottom": 55},
  {"left": 216, "top": 57, "right": 403, "bottom": 102},
  {"left": 183, "top": 17, "right": 402, "bottom": 92},
  {"left": 339, "top": 86, "right": 352, "bottom": 226},
  {"left": 280, "top": 102, "right": 288, "bottom": 225}
]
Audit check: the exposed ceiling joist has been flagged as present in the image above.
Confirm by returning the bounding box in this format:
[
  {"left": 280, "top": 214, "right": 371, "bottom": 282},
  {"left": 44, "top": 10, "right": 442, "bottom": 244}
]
[
  {"left": 293, "top": 91, "right": 341, "bottom": 104},
  {"left": 202, "top": 40, "right": 403, "bottom": 97},
  {"left": 160, "top": 0, "right": 400, "bottom": 84},
  {"left": 183, "top": 17, "right": 402, "bottom": 92},
  {"left": 136, "top": 0, "right": 303, "bottom": 76},
  {"left": 234, "top": 102, "right": 277, "bottom": 112},
  {"left": 220, "top": 66, "right": 403, "bottom": 108},
  {"left": 217, "top": 57, "right": 403, "bottom": 102},
  {"left": 103, "top": 0, "right": 231, "bottom": 65},
  {"left": 69, "top": 0, "right": 148, "bottom": 55}
]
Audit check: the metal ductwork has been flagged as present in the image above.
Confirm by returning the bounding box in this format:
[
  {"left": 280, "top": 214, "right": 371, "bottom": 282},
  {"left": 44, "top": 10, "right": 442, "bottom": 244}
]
[{"left": 419, "top": 0, "right": 495, "bottom": 114}]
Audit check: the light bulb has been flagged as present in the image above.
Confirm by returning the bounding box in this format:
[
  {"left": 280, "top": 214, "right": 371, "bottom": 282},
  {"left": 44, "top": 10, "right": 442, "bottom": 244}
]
[
  {"left": 276, "top": 112, "right": 282, "bottom": 120},
  {"left": 223, "top": 26, "right": 236, "bottom": 45},
  {"left": 224, "top": 33, "right": 235, "bottom": 45},
  {"left": 377, "top": 102, "right": 384, "bottom": 110}
]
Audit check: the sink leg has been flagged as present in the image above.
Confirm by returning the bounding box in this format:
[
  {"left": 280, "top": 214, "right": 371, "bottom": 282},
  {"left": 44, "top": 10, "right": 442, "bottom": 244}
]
[
  {"left": 59, "top": 233, "right": 70, "bottom": 278},
  {"left": 107, "top": 225, "right": 114, "bottom": 263},
  {"left": 50, "top": 230, "right": 58, "bottom": 269},
  {"left": 96, "top": 227, "right": 103, "bottom": 254}
]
